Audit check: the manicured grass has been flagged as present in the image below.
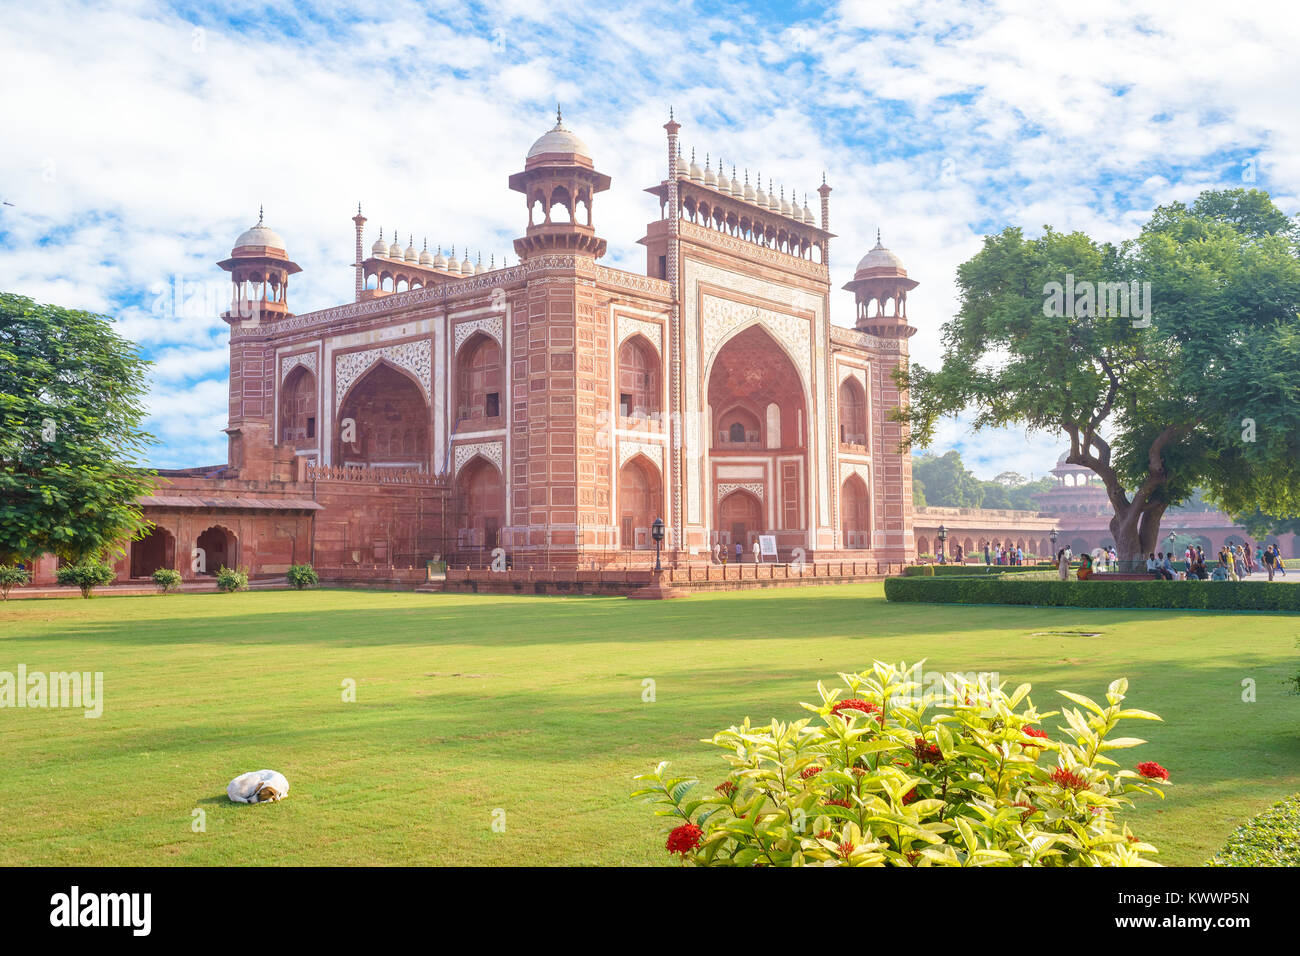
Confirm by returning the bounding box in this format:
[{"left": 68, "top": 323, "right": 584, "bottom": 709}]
[{"left": 2, "top": 584, "right": 1298, "bottom": 866}]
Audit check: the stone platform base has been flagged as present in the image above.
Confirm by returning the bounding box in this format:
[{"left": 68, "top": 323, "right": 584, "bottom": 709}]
[{"left": 433, "top": 560, "right": 900, "bottom": 597}]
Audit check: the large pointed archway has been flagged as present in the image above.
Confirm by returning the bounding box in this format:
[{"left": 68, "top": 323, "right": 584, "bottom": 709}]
[
  {"left": 706, "top": 324, "right": 807, "bottom": 549},
  {"left": 335, "top": 362, "right": 430, "bottom": 469}
]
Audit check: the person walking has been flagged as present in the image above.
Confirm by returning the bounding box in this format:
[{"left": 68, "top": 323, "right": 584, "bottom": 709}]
[
  {"left": 735, "top": 541, "right": 744, "bottom": 564},
  {"left": 752, "top": 538, "right": 761, "bottom": 564},
  {"left": 984, "top": 543, "right": 990, "bottom": 565},
  {"left": 1263, "top": 545, "right": 1276, "bottom": 581},
  {"left": 1057, "top": 548, "right": 1070, "bottom": 581}
]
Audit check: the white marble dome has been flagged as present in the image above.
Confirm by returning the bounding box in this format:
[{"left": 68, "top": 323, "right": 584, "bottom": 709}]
[
  {"left": 527, "top": 112, "right": 591, "bottom": 160},
  {"left": 856, "top": 237, "right": 905, "bottom": 273},
  {"left": 234, "top": 223, "right": 286, "bottom": 251}
]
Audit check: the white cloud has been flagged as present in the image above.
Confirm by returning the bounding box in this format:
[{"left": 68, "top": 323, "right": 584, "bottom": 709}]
[{"left": 2, "top": 0, "right": 1297, "bottom": 472}]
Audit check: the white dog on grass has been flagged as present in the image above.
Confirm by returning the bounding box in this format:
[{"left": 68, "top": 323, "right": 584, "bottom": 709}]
[{"left": 227, "top": 769, "right": 290, "bottom": 803}]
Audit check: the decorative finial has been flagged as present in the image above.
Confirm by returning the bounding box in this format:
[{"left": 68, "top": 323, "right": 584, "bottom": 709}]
[
  {"left": 257, "top": 204, "right": 264, "bottom": 226},
  {"left": 745, "top": 169, "right": 749, "bottom": 184},
  {"left": 691, "top": 147, "right": 695, "bottom": 162},
  {"left": 877, "top": 228, "right": 882, "bottom": 243},
  {"left": 669, "top": 105, "right": 674, "bottom": 121},
  {"left": 822, "top": 171, "right": 827, "bottom": 185},
  {"left": 490, "top": 254, "right": 495, "bottom": 268},
  {"left": 357, "top": 202, "right": 362, "bottom": 216},
  {"left": 556, "top": 104, "right": 562, "bottom": 126},
  {"left": 422, "top": 237, "right": 428, "bottom": 251}
]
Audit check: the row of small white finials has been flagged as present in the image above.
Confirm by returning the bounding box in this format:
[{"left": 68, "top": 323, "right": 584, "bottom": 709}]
[
  {"left": 680, "top": 146, "right": 817, "bottom": 225},
  {"left": 369, "top": 231, "right": 504, "bottom": 274}
]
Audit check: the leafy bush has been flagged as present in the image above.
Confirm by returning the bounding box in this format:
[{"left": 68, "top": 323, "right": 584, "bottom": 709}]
[
  {"left": 151, "top": 568, "right": 182, "bottom": 593},
  {"left": 1207, "top": 793, "right": 1300, "bottom": 866},
  {"left": 0, "top": 564, "right": 32, "bottom": 600},
  {"left": 286, "top": 563, "right": 319, "bottom": 590},
  {"left": 215, "top": 566, "right": 249, "bottom": 592},
  {"left": 55, "top": 561, "right": 116, "bottom": 598},
  {"left": 885, "top": 576, "right": 1300, "bottom": 612},
  {"left": 634, "top": 660, "right": 1169, "bottom": 866}
]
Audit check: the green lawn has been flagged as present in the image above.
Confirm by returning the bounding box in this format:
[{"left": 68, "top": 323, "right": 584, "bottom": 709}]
[{"left": 2, "top": 584, "right": 1297, "bottom": 866}]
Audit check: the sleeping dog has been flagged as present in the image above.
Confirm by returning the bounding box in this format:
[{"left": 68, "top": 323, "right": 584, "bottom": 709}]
[{"left": 227, "top": 769, "right": 290, "bottom": 803}]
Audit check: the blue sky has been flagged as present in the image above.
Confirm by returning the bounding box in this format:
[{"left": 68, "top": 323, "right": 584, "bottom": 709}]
[{"left": 2, "top": 0, "right": 1296, "bottom": 477}]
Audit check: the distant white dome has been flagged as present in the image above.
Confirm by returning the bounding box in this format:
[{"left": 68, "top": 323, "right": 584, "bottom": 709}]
[
  {"left": 419, "top": 241, "right": 434, "bottom": 266},
  {"left": 729, "top": 168, "right": 742, "bottom": 197},
  {"left": 371, "top": 230, "right": 389, "bottom": 257},
  {"left": 743, "top": 172, "right": 755, "bottom": 202},
  {"left": 403, "top": 237, "right": 418, "bottom": 262},
  {"left": 688, "top": 149, "right": 702, "bottom": 182},
  {"left": 433, "top": 246, "right": 448, "bottom": 270},
  {"left": 703, "top": 154, "right": 717, "bottom": 187}
]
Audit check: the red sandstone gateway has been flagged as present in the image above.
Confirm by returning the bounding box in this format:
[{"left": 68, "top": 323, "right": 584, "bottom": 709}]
[{"left": 28, "top": 110, "right": 933, "bottom": 589}]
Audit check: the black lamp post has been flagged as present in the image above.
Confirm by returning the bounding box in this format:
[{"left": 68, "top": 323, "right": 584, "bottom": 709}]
[
  {"left": 937, "top": 524, "right": 947, "bottom": 564},
  {"left": 1167, "top": 530, "right": 1176, "bottom": 552},
  {"left": 1050, "top": 527, "right": 1059, "bottom": 550},
  {"left": 651, "top": 517, "right": 665, "bottom": 572}
]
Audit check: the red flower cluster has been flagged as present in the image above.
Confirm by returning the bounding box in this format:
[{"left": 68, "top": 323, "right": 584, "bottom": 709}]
[
  {"left": 837, "top": 841, "right": 855, "bottom": 860},
  {"left": 665, "top": 823, "right": 702, "bottom": 856},
  {"left": 1051, "top": 766, "right": 1089, "bottom": 791},
  {"left": 830, "top": 698, "right": 884, "bottom": 724},
  {"left": 1023, "top": 726, "right": 1049, "bottom": 743},
  {"left": 816, "top": 829, "right": 835, "bottom": 841},
  {"left": 823, "top": 797, "right": 853, "bottom": 808},
  {"left": 1136, "top": 761, "right": 1170, "bottom": 781},
  {"left": 901, "top": 787, "right": 918, "bottom": 805},
  {"left": 715, "top": 780, "right": 737, "bottom": 796},
  {"left": 800, "top": 766, "right": 823, "bottom": 780},
  {"left": 913, "top": 737, "right": 943, "bottom": 764}
]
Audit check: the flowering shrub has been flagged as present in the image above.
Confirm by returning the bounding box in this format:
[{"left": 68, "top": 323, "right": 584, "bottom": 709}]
[
  {"left": 151, "top": 568, "right": 182, "bottom": 593},
  {"left": 633, "top": 660, "right": 1170, "bottom": 866},
  {"left": 286, "top": 563, "right": 319, "bottom": 590},
  {"left": 215, "top": 566, "right": 249, "bottom": 592},
  {"left": 0, "top": 564, "right": 31, "bottom": 600},
  {"left": 55, "top": 560, "right": 116, "bottom": 598}
]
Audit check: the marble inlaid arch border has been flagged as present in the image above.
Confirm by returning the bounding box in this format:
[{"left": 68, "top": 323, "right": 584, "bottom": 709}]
[
  {"left": 453, "top": 439, "right": 504, "bottom": 479},
  {"left": 717, "top": 481, "right": 765, "bottom": 503},
  {"left": 616, "top": 313, "right": 664, "bottom": 356},
  {"left": 334, "top": 339, "right": 432, "bottom": 410},
  {"left": 618, "top": 439, "right": 665, "bottom": 475},
  {"left": 452, "top": 315, "right": 504, "bottom": 356},
  {"left": 839, "top": 462, "right": 870, "bottom": 490},
  {"left": 280, "top": 350, "right": 318, "bottom": 385}
]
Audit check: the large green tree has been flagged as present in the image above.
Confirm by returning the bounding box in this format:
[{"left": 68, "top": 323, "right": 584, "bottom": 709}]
[
  {"left": 0, "top": 293, "right": 155, "bottom": 563},
  {"left": 900, "top": 189, "right": 1300, "bottom": 569}
]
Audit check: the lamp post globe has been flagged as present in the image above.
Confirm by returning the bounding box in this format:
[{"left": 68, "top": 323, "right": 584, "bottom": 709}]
[
  {"left": 937, "top": 524, "right": 947, "bottom": 564},
  {"left": 651, "top": 517, "right": 665, "bottom": 572}
]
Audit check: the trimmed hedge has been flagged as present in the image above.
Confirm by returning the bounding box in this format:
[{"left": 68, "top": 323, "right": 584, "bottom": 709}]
[
  {"left": 1208, "top": 793, "right": 1300, "bottom": 866},
  {"left": 903, "top": 563, "right": 1062, "bottom": 577},
  {"left": 884, "top": 575, "right": 1300, "bottom": 611}
]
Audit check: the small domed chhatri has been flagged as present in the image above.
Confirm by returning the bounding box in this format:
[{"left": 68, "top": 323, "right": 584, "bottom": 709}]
[
  {"left": 216, "top": 206, "right": 301, "bottom": 320},
  {"left": 843, "top": 230, "right": 918, "bottom": 338}
]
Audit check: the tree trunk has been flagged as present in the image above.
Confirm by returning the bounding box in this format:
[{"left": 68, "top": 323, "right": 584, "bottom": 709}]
[{"left": 1109, "top": 500, "right": 1167, "bottom": 571}]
